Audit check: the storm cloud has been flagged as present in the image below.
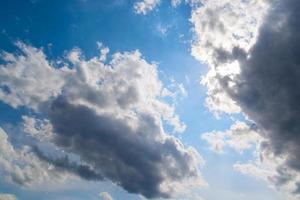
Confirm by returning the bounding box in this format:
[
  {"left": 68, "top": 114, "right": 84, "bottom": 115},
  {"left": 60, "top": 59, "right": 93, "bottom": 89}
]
[{"left": 225, "top": 0, "right": 300, "bottom": 174}]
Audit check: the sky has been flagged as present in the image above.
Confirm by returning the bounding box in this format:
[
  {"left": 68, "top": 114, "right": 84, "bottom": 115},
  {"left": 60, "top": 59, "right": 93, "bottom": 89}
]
[{"left": 0, "top": 0, "right": 299, "bottom": 200}]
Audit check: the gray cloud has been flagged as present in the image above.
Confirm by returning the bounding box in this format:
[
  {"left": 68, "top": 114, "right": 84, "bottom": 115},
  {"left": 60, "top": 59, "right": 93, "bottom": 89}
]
[
  {"left": 227, "top": 0, "right": 300, "bottom": 169},
  {"left": 39, "top": 96, "right": 202, "bottom": 198},
  {"left": 219, "top": 0, "right": 300, "bottom": 194},
  {"left": 0, "top": 43, "right": 204, "bottom": 198},
  {"left": 190, "top": 0, "right": 300, "bottom": 195},
  {"left": 32, "top": 145, "right": 104, "bottom": 182}
]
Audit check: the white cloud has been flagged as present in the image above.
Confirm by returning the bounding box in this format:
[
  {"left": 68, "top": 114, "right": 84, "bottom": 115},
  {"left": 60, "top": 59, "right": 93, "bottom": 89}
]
[
  {"left": 171, "top": 0, "right": 182, "bottom": 7},
  {"left": 202, "top": 120, "right": 300, "bottom": 198},
  {"left": 162, "top": 79, "right": 187, "bottom": 101},
  {"left": 22, "top": 116, "right": 53, "bottom": 142},
  {"left": 64, "top": 47, "right": 186, "bottom": 134},
  {"left": 0, "top": 42, "right": 205, "bottom": 198},
  {"left": 155, "top": 23, "right": 171, "bottom": 37},
  {"left": 0, "top": 127, "right": 68, "bottom": 187},
  {"left": 200, "top": 68, "right": 241, "bottom": 115},
  {"left": 0, "top": 194, "right": 17, "bottom": 200},
  {"left": 133, "top": 0, "right": 202, "bottom": 14},
  {"left": 0, "top": 43, "right": 185, "bottom": 135},
  {"left": 0, "top": 42, "right": 71, "bottom": 110},
  {"left": 134, "top": 0, "right": 161, "bottom": 15},
  {"left": 99, "top": 192, "right": 113, "bottom": 200},
  {"left": 201, "top": 121, "right": 261, "bottom": 153},
  {"left": 190, "top": 0, "right": 269, "bottom": 114},
  {"left": 191, "top": 0, "right": 269, "bottom": 60},
  {"left": 234, "top": 142, "right": 300, "bottom": 200}
]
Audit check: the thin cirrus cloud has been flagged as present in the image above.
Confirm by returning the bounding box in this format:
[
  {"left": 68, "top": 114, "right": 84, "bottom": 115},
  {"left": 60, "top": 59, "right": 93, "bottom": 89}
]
[
  {"left": 0, "top": 42, "right": 205, "bottom": 199},
  {"left": 133, "top": 0, "right": 161, "bottom": 15},
  {"left": 133, "top": 0, "right": 202, "bottom": 14}
]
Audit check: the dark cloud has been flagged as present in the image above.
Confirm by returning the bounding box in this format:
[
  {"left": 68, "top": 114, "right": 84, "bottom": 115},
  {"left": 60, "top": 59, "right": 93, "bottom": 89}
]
[
  {"left": 214, "top": 47, "right": 247, "bottom": 65},
  {"left": 220, "top": 0, "right": 300, "bottom": 192},
  {"left": 35, "top": 96, "right": 201, "bottom": 199},
  {"left": 32, "top": 146, "right": 104, "bottom": 181}
]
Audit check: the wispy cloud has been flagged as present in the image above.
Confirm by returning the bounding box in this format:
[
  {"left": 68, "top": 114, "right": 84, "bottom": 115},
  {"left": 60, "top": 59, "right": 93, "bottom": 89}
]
[{"left": 134, "top": 0, "right": 161, "bottom": 15}]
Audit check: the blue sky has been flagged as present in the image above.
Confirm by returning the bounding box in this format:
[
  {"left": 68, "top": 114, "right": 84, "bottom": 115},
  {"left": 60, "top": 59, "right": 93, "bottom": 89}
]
[{"left": 0, "top": 0, "right": 297, "bottom": 200}]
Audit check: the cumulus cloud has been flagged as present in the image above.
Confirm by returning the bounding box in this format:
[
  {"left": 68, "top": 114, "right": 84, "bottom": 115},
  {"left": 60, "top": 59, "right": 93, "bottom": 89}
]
[
  {"left": 0, "top": 42, "right": 70, "bottom": 110},
  {"left": 222, "top": 0, "right": 300, "bottom": 195},
  {"left": 234, "top": 141, "right": 300, "bottom": 199},
  {"left": 202, "top": 121, "right": 261, "bottom": 153},
  {"left": 191, "top": 0, "right": 300, "bottom": 197},
  {"left": 224, "top": 0, "right": 300, "bottom": 175},
  {"left": 202, "top": 122, "right": 300, "bottom": 198},
  {"left": 45, "top": 97, "right": 203, "bottom": 198},
  {"left": 134, "top": 0, "right": 160, "bottom": 15},
  {"left": 0, "top": 43, "right": 205, "bottom": 198},
  {"left": 0, "top": 127, "right": 67, "bottom": 187},
  {"left": 190, "top": 0, "right": 269, "bottom": 114},
  {"left": 0, "top": 194, "right": 17, "bottom": 200},
  {"left": 22, "top": 116, "right": 53, "bottom": 142}
]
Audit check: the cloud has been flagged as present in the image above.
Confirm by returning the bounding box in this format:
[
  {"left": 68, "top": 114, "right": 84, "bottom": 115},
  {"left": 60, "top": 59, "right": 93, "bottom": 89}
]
[
  {"left": 225, "top": 0, "right": 300, "bottom": 165},
  {"left": 234, "top": 141, "right": 300, "bottom": 199},
  {"left": 190, "top": 0, "right": 269, "bottom": 114},
  {"left": 133, "top": 0, "right": 202, "bottom": 15},
  {"left": 0, "top": 42, "right": 70, "bottom": 110},
  {"left": 0, "top": 43, "right": 205, "bottom": 198},
  {"left": 0, "top": 194, "right": 17, "bottom": 200},
  {"left": 202, "top": 121, "right": 261, "bottom": 153},
  {"left": 191, "top": 0, "right": 300, "bottom": 197},
  {"left": 0, "top": 127, "right": 68, "bottom": 187},
  {"left": 217, "top": 0, "right": 300, "bottom": 195},
  {"left": 202, "top": 121, "right": 300, "bottom": 198},
  {"left": 22, "top": 116, "right": 53, "bottom": 142},
  {"left": 43, "top": 97, "right": 204, "bottom": 198},
  {"left": 171, "top": 0, "right": 182, "bottom": 7},
  {"left": 99, "top": 192, "right": 113, "bottom": 200},
  {"left": 134, "top": 0, "right": 161, "bottom": 15}
]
